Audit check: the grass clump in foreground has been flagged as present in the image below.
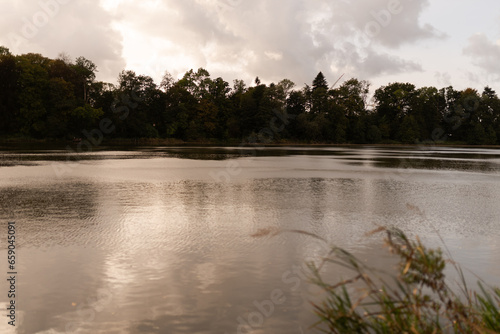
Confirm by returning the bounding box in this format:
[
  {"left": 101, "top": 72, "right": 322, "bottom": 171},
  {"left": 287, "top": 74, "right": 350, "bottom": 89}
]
[{"left": 310, "top": 227, "right": 500, "bottom": 334}]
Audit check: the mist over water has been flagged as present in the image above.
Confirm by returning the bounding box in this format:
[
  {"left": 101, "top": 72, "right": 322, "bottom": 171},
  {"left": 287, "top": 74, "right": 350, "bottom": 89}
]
[{"left": 1, "top": 146, "right": 499, "bottom": 333}]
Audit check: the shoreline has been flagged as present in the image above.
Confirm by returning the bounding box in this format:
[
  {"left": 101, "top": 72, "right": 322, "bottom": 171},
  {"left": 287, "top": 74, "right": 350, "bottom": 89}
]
[{"left": 0, "top": 137, "right": 499, "bottom": 149}]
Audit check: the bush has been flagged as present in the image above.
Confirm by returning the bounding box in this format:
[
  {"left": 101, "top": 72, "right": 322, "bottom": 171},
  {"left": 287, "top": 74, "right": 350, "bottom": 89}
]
[{"left": 310, "top": 227, "right": 500, "bottom": 334}]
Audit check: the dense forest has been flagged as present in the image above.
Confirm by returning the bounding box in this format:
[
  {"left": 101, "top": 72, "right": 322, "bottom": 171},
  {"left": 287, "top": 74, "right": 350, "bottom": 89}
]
[{"left": 1, "top": 46, "right": 499, "bottom": 145}]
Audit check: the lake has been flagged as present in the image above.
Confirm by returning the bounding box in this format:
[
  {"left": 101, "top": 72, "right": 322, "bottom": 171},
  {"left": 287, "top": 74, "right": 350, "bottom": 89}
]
[{"left": 1, "top": 145, "right": 499, "bottom": 334}]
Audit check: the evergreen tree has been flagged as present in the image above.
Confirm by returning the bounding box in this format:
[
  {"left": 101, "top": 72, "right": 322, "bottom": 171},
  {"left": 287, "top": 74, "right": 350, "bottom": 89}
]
[
  {"left": 312, "top": 72, "right": 328, "bottom": 91},
  {"left": 311, "top": 72, "right": 329, "bottom": 114}
]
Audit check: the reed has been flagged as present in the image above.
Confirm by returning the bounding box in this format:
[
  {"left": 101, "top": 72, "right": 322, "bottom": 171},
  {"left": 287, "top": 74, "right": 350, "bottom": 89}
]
[{"left": 309, "top": 227, "right": 500, "bottom": 334}]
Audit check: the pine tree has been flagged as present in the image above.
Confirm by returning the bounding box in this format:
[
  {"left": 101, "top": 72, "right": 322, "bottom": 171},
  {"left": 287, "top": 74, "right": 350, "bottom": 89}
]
[{"left": 312, "top": 72, "right": 328, "bottom": 91}]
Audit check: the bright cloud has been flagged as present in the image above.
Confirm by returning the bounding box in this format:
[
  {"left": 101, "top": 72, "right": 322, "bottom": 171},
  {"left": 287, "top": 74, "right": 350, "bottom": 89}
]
[{"left": 1, "top": 0, "right": 499, "bottom": 90}]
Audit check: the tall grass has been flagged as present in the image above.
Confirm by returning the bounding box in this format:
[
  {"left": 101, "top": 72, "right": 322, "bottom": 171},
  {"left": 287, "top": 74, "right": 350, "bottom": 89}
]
[{"left": 309, "top": 227, "right": 500, "bottom": 333}]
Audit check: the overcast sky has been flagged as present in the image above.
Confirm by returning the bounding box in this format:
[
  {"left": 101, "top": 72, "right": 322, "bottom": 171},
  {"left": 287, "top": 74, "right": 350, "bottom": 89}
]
[{"left": 1, "top": 0, "right": 500, "bottom": 92}]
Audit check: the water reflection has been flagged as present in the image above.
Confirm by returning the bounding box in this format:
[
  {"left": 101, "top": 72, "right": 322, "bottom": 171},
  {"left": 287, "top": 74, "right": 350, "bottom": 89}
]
[{"left": 0, "top": 147, "right": 499, "bottom": 333}]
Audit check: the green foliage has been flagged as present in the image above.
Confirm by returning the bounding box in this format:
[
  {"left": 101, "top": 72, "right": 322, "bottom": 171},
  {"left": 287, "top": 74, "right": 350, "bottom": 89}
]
[
  {"left": 72, "top": 56, "right": 98, "bottom": 104},
  {"left": 71, "top": 104, "right": 103, "bottom": 119},
  {"left": 310, "top": 227, "right": 500, "bottom": 334},
  {"left": 0, "top": 53, "right": 20, "bottom": 135},
  {"left": 0, "top": 46, "right": 11, "bottom": 57},
  {"left": 398, "top": 115, "right": 419, "bottom": 143},
  {"left": 68, "top": 104, "right": 104, "bottom": 135},
  {"left": 366, "top": 125, "right": 382, "bottom": 143},
  {"left": 1, "top": 48, "right": 500, "bottom": 145},
  {"left": 16, "top": 54, "right": 51, "bottom": 137}
]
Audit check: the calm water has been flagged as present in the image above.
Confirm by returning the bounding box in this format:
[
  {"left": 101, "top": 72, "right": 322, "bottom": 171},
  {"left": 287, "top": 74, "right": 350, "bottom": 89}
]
[{"left": 1, "top": 145, "right": 500, "bottom": 334}]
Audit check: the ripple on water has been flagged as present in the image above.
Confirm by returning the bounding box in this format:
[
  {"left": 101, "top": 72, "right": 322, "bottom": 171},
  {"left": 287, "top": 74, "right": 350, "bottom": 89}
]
[{"left": 1, "top": 147, "right": 499, "bottom": 333}]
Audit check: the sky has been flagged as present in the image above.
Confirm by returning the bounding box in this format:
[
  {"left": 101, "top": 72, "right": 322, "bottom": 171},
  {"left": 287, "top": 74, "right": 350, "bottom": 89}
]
[{"left": 1, "top": 0, "right": 500, "bottom": 93}]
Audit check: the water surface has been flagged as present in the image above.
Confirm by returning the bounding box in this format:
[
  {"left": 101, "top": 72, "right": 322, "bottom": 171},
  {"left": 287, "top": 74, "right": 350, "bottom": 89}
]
[{"left": 1, "top": 146, "right": 499, "bottom": 333}]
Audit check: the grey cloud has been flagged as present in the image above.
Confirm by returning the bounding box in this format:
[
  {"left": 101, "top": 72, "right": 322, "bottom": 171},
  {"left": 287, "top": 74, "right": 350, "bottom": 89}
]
[
  {"left": 463, "top": 33, "right": 500, "bottom": 81},
  {"left": 359, "top": 49, "right": 422, "bottom": 76},
  {"left": 143, "top": 0, "right": 434, "bottom": 83},
  {"left": 434, "top": 72, "right": 452, "bottom": 87},
  {"left": 0, "top": 0, "right": 440, "bottom": 86},
  {"left": 224, "top": 0, "right": 438, "bottom": 82},
  {"left": 0, "top": 0, "right": 125, "bottom": 83},
  {"left": 328, "top": 0, "right": 443, "bottom": 48}
]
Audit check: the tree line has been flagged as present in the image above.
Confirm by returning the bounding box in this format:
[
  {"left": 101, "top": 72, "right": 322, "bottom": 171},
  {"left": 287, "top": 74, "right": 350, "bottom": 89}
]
[{"left": 1, "top": 46, "right": 499, "bottom": 145}]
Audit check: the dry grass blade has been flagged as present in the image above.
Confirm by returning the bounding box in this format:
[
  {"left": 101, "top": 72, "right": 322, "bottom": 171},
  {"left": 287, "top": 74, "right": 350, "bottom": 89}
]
[
  {"left": 301, "top": 226, "right": 500, "bottom": 334},
  {"left": 250, "top": 227, "right": 280, "bottom": 238}
]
